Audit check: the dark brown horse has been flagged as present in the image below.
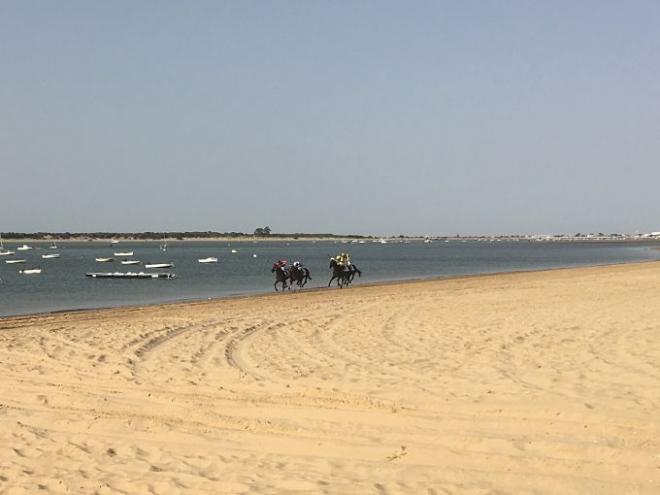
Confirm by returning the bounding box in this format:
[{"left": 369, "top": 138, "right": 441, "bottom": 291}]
[
  {"left": 328, "top": 259, "right": 361, "bottom": 288},
  {"left": 289, "top": 265, "right": 312, "bottom": 289},
  {"left": 272, "top": 265, "right": 289, "bottom": 291}
]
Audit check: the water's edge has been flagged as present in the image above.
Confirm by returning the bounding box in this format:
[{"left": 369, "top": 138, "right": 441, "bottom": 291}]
[{"left": 2, "top": 258, "right": 656, "bottom": 322}]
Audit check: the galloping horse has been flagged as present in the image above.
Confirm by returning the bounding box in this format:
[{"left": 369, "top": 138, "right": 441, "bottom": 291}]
[
  {"left": 328, "top": 259, "right": 361, "bottom": 288},
  {"left": 272, "top": 264, "right": 289, "bottom": 291},
  {"left": 289, "top": 265, "right": 312, "bottom": 289}
]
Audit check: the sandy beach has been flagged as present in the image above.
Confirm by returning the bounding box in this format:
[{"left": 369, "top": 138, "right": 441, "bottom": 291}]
[{"left": 1, "top": 262, "right": 659, "bottom": 494}]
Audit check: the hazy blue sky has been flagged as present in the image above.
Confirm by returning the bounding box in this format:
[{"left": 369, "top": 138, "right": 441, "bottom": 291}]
[{"left": 1, "top": 1, "right": 659, "bottom": 235}]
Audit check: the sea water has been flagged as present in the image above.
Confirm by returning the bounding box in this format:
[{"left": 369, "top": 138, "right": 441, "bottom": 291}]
[{"left": 0, "top": 240, "right": 657, "bottom": 317}]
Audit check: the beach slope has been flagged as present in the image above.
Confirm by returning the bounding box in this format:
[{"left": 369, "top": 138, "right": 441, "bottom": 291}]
[{"left": 1, "top": 263, "right": 659, "bottom": 494}]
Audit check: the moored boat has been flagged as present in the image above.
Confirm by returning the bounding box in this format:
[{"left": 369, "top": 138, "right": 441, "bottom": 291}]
[
  {"left": 95, "top": 257, "right": 114, "bottom": 263},
  {"left": 114, "top": 251, "right": 133, "bottom": 256},
  {"left": 19, "top": 268, "right": 42, "bottom": 275},
  {"left": 17, "top": 244, "right": 32, "bottom": 251},
  {"left": 5, "top": 259, "right": 26, "bottom": 264},
  {"left": 42, "top": 253, "right": 60, "bottom": 259},
  {"left": 121, "top": 259, "right": 141, "bottom": 265},
  {"left": 144, "top": 262, "right": 174, "bottom": 269},
  {"left": 198, "top": 257, "right": 218, "bottom": 263}
]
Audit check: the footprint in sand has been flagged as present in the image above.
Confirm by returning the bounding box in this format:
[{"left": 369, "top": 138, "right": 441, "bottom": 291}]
[{"left": 385, "top": 445, "right": 407, "bottom": 461}]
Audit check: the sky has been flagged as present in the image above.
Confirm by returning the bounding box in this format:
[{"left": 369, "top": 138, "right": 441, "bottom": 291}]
[{"left": 1, "top": 1, "right": 659, "bottom": 236}]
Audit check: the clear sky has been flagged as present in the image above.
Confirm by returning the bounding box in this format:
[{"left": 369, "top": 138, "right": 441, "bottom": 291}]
[{"left": 1, "top": 1, "right": 659, "bottom": 236}]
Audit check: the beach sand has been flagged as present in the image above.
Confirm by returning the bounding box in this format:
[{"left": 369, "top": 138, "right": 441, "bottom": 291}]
[{"left": 1, "top": 263, "right": 659, "bottom": 494}]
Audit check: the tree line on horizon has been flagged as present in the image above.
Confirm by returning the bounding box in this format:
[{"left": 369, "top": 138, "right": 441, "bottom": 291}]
[{"left": 0, "top": 230, "right": 371, "bottom": 240}]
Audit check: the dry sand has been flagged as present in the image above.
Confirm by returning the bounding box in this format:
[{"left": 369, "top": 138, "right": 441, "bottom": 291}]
[{"left": 1, "top": 262, "right": 659, "bottom": 494}]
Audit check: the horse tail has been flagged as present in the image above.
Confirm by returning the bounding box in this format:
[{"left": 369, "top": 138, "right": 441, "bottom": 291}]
[{"left": 305, "top": 268, "right": 312, "bottom": 280}]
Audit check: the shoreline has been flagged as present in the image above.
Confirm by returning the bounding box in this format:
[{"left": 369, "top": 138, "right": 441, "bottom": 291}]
[{"left": 3, "top": 258, "right": 658, "bottom": 322}]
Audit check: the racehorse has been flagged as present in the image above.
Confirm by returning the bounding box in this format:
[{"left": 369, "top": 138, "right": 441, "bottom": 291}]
[
  {"left": 289, "top": 265, "right": 312, "bottom": 289},
  {"left": 272, "top": 265, "right": 289, "bottom": 291},
  {"left": 328, "top": 259, "right": 361, "bottom": 288}
]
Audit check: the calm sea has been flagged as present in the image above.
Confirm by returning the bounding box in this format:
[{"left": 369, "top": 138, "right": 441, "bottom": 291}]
[{"left": 0, "top": 240, "right": 657, "bottom": 317}]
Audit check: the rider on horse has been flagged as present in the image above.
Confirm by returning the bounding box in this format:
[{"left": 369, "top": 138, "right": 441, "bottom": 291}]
[
  {"left": 272, "top": 259, "right": 289, "bottom": 291},
  {"left": 273, "top": 259, "right": 288, "bottom": 271},
  {"left": 333, "top": 252, "right": 351, "bottom": 267},
  {"left": 328, "top": 252, "right": 361, "bottom": 288}
]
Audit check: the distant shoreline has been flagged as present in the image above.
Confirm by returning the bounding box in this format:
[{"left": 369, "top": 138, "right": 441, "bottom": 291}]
[
  {"left": 1, "top": 236, "right": 361, "bottom": 243},
  {"left": 2, "top": 235, "right": 660, "bottom": 244}
]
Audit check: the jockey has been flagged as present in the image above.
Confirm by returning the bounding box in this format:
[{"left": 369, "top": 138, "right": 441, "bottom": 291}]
[
  {"left": 292, "top": 260, "right": 303, "bottom": 270},
  {"left": 336, "top": 252, "right": 350, "bottom": 267},
  {"left": 272, "top": 259, "right": 288, "bottom": 270}
]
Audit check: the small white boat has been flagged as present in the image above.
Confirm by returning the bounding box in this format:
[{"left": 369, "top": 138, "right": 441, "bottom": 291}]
[
  {"left": 17, "top": 244, "right": 32, "bottom": 251},
  {"left": 231, "top": 249, "right": 238, "bottom": 253},
  {"left": 50, "top": 242, "right": 58, "bottom": 249},
  {"left": 95, "top": 257, "right": 114, "bottom": 263},
  {"left": 19, "top": 268, "right": 42, "bottom": 275},
  {"left": 121, "top": 260, "right": 141, "bottom": 265},
  {"left": 6, "top": 259, "right": 26, "bottom": 264},
  {"left": 144, "top": 263, "right": 174, "bottom": 269},
  {"left": 198, "top": 257, "right": 218, "bottom": 264},
  {"left": 41, "top": 253, "right": 60, "bottom": 259},
  {"left": 114, "top": 251, "right": 133, "bottom": 256},
  {"left": 110, "top": 240, "right": 120, "bottom": 244}
]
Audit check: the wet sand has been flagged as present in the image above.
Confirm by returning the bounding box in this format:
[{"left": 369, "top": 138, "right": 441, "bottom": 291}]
[{"left": 1, "top": 262, "right": 659, "bottom": 494}]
